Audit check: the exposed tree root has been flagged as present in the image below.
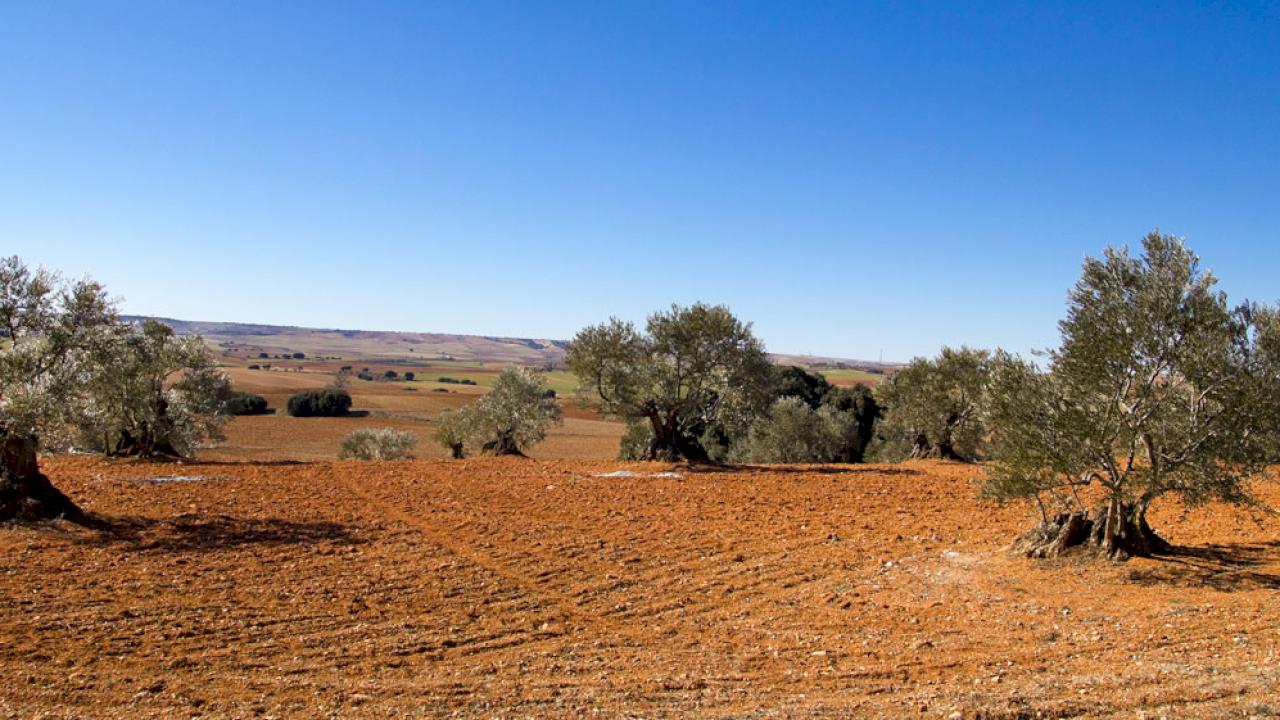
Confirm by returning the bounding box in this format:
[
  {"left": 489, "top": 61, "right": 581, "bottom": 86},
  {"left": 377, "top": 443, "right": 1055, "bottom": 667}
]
[
  {"left": 0, "top": 437, "right": 102, "bottom": 528},
  {"left": 1012, "top": 503, "right": 1171, "bottom": 561}
]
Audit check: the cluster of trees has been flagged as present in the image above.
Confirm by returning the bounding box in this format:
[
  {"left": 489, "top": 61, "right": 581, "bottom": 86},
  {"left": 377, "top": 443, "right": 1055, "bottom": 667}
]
[
  {"left": 7, "top": 232, "right": 1279, "bottom": 563},
  {"left": 1, "top": 257, "right": 233, "bottom": 523},
  {"left": 286, "top": 389, "right": 353, "bottom": 417},
  {"left": 566, "top": 303, "right": 879, "bottom": 464},
  {"left": 564, "top": 233, "right": 1280, "bottom": 560},
  {"left": 226, "top": 392, "right": 269, "bottom": 415},
  {"left": 434, "top": 367, "right": 561, "bottom": 458}
]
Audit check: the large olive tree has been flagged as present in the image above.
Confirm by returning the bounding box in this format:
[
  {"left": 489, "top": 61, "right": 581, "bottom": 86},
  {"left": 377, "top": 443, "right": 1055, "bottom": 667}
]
[
  {"left": 872, "top": 346, "right": 991, "bottom": 461},
  {"left": 0, "top": 256, "right": 115, "bottom": 524},
  {"left": 984, "top": 232, "right": 1280, "bottom": 559},
  {"left": 437, "top": 366, "right": 561, "bottom": 457},
  {"left": 566, "top": 303, "right": 772, "bottom": 462},
  {"left": 80, "top": 319, "right": 232, "bottom": 458}
]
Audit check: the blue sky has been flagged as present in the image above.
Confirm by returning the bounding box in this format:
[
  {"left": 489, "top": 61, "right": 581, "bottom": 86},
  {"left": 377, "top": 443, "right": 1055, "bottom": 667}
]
[{"left": 3, "top": 1, "right": 1278, "bottom": 361}]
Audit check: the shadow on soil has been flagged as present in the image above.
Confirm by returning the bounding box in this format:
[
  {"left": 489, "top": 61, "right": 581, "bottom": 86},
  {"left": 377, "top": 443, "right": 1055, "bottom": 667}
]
[
  {"left": 1127, "top": 541, "right": 1280, "bottom": 591},
  {"left": 78, "top": 513, "right": 359, "bottom": 553},
  {"left": 681, "top": 464, "right": 924, "bottom": 477}
]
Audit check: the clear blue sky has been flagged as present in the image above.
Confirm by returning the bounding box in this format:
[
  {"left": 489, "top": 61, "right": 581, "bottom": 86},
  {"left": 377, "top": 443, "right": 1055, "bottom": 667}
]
[{"left": 3, "top": 2, "right": 1278, "bottom": 362}]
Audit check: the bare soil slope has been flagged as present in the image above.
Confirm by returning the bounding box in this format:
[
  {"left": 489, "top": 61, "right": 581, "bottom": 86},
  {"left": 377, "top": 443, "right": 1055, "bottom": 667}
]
[{"left": 3, "top": 458, "right": 1278, "bottom": 718}]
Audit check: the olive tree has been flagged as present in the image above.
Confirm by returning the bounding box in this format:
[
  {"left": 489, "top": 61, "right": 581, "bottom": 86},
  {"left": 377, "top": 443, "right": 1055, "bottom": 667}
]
[
  {"left": 872, "top": 346, "right": 991, "bottom": 461},
  {"left": 566, "top": 303, "right": 772, "bottom": 462},
  {"left": 80, "top": 319, "right": 232, "bottom": 457},
  {"left": 1, "top": 256, "right": 115, "bottom": 524},
  {"left": 434, "top": 408, "right": 472, "bottom": 459},
  {"left": 439, "top": 366, "right": 561, "bottom": 457},
  {"left": 984, "top": 232, "right": 1280, "bottom": 559}
]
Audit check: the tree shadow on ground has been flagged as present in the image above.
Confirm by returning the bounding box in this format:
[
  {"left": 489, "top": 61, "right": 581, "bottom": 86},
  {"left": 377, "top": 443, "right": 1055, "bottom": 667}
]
[
  {"left": 99, "top": 457, "right": 307, "bottom": 467},
  {"left": 1126, "top": 541, "right": 1280, "bottom": 591},
  {"left": 74, "top": 513, "right": 360, "bottom": 553},
  {"left": 158, "top": 459, "right": 308, "bottom": 467},
  {"left": 679, "top": 464, "right": 923, "bottom": 477}
]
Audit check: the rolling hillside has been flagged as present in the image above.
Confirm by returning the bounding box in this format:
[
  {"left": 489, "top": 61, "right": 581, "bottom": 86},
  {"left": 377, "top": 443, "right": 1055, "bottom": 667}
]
[{"left": 126, "top": 316, "right": 896, "bottom": 379}]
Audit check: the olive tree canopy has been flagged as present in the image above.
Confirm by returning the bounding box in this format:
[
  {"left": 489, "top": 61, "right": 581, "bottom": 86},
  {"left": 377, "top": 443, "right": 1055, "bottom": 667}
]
[
  {"left": 80, "top": 319, "right": 232, "bottom": 458},
  {"left": 437, "top": 366, "right": 561, "bottom": 457},
  {"left": 566, "top": 303, "right": 771, "bottom": 462},
  {"left": 1, "top": 256, "right": 115, "bottom": 523},
  {"left": 872, "top": 346, "right": 991, "bottom": 461},
  {"left": 985, "top": 232, "right": 1280, "bottom": 559}
]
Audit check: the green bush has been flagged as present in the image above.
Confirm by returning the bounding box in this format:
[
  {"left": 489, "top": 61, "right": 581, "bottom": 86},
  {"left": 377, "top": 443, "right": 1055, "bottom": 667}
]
[
  {"left": 286, "top": 389, "right": 352, "bottom": 417},
  {"left": 226, "top": 391, "right": 269, "bottom": 415},
  {"left": 338, "top": 427, "right": 417, "bottom": 460},
  {"left": 734, "top": 397, "right": 839, "bottom": 463}
]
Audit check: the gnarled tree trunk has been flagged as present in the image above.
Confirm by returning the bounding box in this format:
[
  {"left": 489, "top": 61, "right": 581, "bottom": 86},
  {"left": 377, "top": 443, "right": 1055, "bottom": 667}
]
[
  {"left": 908, "top": 431, "right": 963, "bottom": 461},
  {"left": 0, "top": 436, "right": 96, "bottom": 526},
  {"left": 1012, "top": 500, "right": 1170, "bottom": 561},
  {"left": 481, "top": 430, "right": 526, "bottom": 457},
  {"left": 644, "top": 414, "right": 711, "bottom": 463}
]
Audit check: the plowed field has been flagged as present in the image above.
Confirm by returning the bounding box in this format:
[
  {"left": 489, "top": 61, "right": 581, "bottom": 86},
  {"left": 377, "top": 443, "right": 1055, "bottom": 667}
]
[{"left": 2, "top": 458, "right": 1278, "bottom": 718}]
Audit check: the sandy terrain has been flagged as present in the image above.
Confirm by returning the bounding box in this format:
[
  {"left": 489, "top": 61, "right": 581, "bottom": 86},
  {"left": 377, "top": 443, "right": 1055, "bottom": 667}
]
[{"left": 2, "top": 457, "right": 1277, "bottom": 718}]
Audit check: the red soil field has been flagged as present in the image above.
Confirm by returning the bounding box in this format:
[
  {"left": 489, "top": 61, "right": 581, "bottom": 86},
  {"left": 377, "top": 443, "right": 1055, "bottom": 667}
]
[{"left": 2, "top": 457, "right": 1278, "bottom": 718}]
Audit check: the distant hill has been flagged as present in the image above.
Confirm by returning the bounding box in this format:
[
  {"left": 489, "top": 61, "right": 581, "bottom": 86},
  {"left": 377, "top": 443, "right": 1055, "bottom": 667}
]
[{"left": 124, "top": 316, "right": 896, "bottom": 375}]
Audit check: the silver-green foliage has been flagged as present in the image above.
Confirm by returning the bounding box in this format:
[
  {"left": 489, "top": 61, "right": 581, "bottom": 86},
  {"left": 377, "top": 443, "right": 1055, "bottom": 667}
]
[
  {"left": 436, "top": 366, "right": 561, "bottom": 456},
  {"left": 734, "top": 397, "right": 858, "bottom": 464},
  {"left": 0, "top": 256, "right": 116, "bottom": 448},
  {"left": 872, "top": 346, "right": 991, "bottom": 461},
  {"left": 339, "top": 427, "right": 418, "bottom": 460},
  {"left": 80, "top": 319, "right": 232, "bottom": 457},
  {"left": 566, "top": 303, "right": 772, "bottom": 462},
  {"left": 984, "top": 232, "right": 1280, "bottom": 533}
]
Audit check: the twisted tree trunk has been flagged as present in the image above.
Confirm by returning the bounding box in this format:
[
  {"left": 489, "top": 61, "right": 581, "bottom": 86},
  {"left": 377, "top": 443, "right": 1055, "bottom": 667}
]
[
  {"left": 0, "top": 436, "right": 95, "bottom": 526},
  {"left": 1012, "top": 500, "right": 1170, "bottom": 560},
  {"left": 481, "top": 430, "right": 526, "bottom": 457}
]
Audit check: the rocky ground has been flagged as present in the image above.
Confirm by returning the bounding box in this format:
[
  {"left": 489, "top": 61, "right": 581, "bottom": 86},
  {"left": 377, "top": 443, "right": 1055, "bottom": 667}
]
[{"left": 2, "top": 457, "right": 1278, "bottom": 718}]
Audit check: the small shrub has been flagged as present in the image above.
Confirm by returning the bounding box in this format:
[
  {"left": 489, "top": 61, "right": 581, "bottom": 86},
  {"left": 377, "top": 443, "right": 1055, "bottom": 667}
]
[
  {"left": 292, "top": 352, "right": 306, "bottom": 359},
  {"left": 403, "top": 371, "right": 415, "bottom": 381},
  {"left": 247, "top": 364, "right": 261, "bottom": 370},
  {"left": 357, "top": 371, "right": 375, "bottom": 381},
  {"left": 226, "top": 391, "right": 269, "bottom": 415},
  {"left": 384, "top": 370, "right": 399, "bottom": 380},
  {"left": 286, "top": 389, "right": 352, "bottom": 417},
  {"left": 258, "top": 352, "right": 269, "bottom": 358},
  {"left": 338, "top": 427, "right": 417, "bottom": 460}
]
